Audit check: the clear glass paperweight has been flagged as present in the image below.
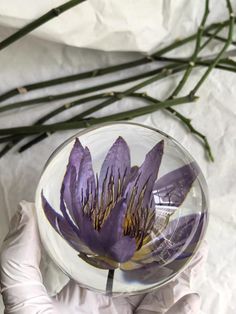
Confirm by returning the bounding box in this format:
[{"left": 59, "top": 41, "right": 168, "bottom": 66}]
[{"left": 35, "top": 122, "right": 208, "bottom": 296}]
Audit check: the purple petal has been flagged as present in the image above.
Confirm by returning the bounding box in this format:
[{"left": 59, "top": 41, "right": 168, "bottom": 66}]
[
  {"left": 41, "top": 192, "right": 93, "bottom": 254},
  {"left": 98, "top": 136, "right": 131, "bottom": 209},
  {"left": 61, "top": 191, "right": 105, "bottom": 256},
  {"left": 122, "top": 212, "right": 206, "bottom": 284},
  {"left": 75, "top": 147, "right": 95, "bottom": 208},
  {"left": 152, "top": 162, "right": 199, "bottom": 208},
  {"left": 61, "top": 138, "right": 95, "bottom": 226},
  {"left": 77, "top": 199, "right": 136, "bottom": 263},
  {"left": 99, "top": 199, "right": 127, "bottom": 247},
  {"left": 108, "top": 236, "right": 137, "bottom": 263},
  {"left": 62, "top": 138, "right": 85, "bottom": 217},
  {"left": 136, "top": 212, "right": 205, "bottom": 265},
  {"left": 125, "top": 140, "right": 164, "bottom": 211},
  {"left": 122, "top": 165, "right": 139, "bottom": 191}
]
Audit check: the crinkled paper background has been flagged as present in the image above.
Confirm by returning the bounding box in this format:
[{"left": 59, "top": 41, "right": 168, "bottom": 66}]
[{"left": 0, "top": 0, "right": 236, "bottom": 313}]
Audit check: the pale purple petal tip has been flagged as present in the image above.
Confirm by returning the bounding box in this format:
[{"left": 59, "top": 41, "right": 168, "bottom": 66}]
[
  {"left": 153, "top": 162, "right": 199, "bottom": 207},
  {"left": 61, "top": 138, "right": 85, "bottom": 218},
  {"left": 122, "top": 212, "right": 206, "bottom": 284},
  {"left": 61, "top": 138, "right": 95, "bottom": 226}
]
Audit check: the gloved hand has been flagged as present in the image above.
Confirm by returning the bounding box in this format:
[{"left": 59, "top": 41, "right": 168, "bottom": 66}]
[{"left": 0, "top": 201, "right": 207, "bottom": 314}]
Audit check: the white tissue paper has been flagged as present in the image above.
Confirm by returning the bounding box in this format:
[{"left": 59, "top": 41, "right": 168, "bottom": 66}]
[{"left": 0, "top": 0, "right": 228, "bottom": 53}]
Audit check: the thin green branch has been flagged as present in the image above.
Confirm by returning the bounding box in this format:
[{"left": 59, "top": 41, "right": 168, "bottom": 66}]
[
  {"left": 1, "top": 53, "right": 234, "bottom": 155},
  {"left": 153, "top": 56, "right": 236, "bottom": 72},
  {"left": 170, "top": 0, "right": 210, "bottom": 98},
  {"left": 0, "top": 0, "right": 86, "bottom": 51},
  {"left": 0, "top": 59, "right": 153, "bottom": 103},
  {"left": 204, "top": 31, "right": 236, "bottom": 46},
  {"left": 132, "top": 93, "right": 213, "bottom": 161},
  {"left": 190, "top": 0, "right": 235, "bottom": 96},
  {"left": 0, "top": 95, "right": 196, "bottom": 136},
  {"left": 0, "top": 93, "right": 109, "bottom": 156},
  {"left": 0, "top": 63, "right": 181, "bottom": 113},
  {"left": 67, "top": 65, "right": 187, "bottom": 121},
  {"left": 165, "top": 107, "right": 214, "bottom": 161},
  {"left": 16, "top": 94, "right": 211, "bottom": 160},
  {"left": 0, "top": 65, "right": 186, "bottom": 155},
  {"left": 0, "top": 18, "right": 235, "bottom": 103},
  {"left": 1, "top": 54, "right": 236, "bottom": 115},
  {"left": 0, "top": 1, "right": 233, "bottom": 163},
  {"left": 219, "top": 57, "right": 236, "bottom": 67},
  {"left": 200, "top": 23, "right": 226, "bottom": 50}
]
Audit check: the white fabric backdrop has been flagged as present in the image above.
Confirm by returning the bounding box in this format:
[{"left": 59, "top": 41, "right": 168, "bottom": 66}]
[
  {"left": 0, "top": 0, "right": 235, "bottom": 52},
  {"left": 0, "top": 1, "right": 236, "bottom": 313}
]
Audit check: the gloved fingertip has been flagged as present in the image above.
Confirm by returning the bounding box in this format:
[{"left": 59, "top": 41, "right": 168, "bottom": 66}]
[
  {"left": 166, "top": 293, "right": 200, "bottom": 314},
  {"left": 9, "top": 209, "right": 23, "bottom": 231},
  {"left": 18, "top": 200, "right": 35, "bottom": 218},
  {"left": 3, "top": 201, "right": 36, "bottom": 243}
]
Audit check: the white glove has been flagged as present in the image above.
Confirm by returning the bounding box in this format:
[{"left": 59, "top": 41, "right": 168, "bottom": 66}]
[{"left": 0, "top": 201, "right": 206, "bottom": 314}]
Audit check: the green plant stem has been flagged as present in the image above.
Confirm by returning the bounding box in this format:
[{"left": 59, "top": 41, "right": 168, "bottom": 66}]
[
  {"left": 2, "top": 56, "right": 233, "bottom": 155},
  {"left": 0, "top": 63, "right": 181, "bottom": 113},
  {"left": 0, "top": 0, "right": 86, "bottom": 51},
  {"left": 155, "top": 56, "right": 236, "bottom": 72},
  {"left": 0, "top": 93, "right": 111, "bottom": 156},
  {"left": 0, "top": 95, "right": 196, "bottom": 136},
  {"left": 106, "top": 269, "right": 115, "bottom": 296},
  {"left": 190, "top": 0, "right": 234, "bottom": 96},
  {"left": 200, "top": 23, "right": 226, "bottom": 50},
  {"left": 132, "top": 93, "right": 213, "bottom": 161},
  {"left": 0, "top": 18, "right": 235, "bottom": 103},
  {"left": 170, "top": 0, "right": 209, "bottom": 98},
  {"left": 0, "top": 65, "right": 187, "bottom": 156},
  {"left": 16, "top": 92, "right": 189, "bottom": 152},
  {"left": 0, "top": 64, "right": 185, "bottom": 155},
  {"left": 219, "top": 58, "right": 236, "bottom": 67},
  {"left": 1, "top": 92, "right": 209, "bottom": 157},
  {"left": 166, "top": 107, "right": 214, "bottom": 161},
  {"left": 1, "top": 45, "right": 234, "bottom": 156},
  {"left": 14, "top": 94, "right": 212, "bottom": 159},
  {"left": 68, "top": 65, "right": 187, "bottom": 120},
  {"left": 204, "top": 32, "right": 236, "bottom": 45},
  {"left": 1, "top": 55, "right": 236, "bottom": 114},
  {"left": 163, "top": 0, "right": 213, "bottom": 161}
]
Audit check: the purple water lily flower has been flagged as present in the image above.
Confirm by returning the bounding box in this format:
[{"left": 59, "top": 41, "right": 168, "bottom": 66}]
[{"left": 42, "top": 136, "right": 200, "bottom": 272}]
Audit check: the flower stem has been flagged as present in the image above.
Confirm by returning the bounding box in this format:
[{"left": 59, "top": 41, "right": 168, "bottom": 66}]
[
  {"left": 200, "top": 24, "right": 226, "bottom": 50},
  {"left": 0, "top": 63, "right": 181, "bottom": 113},
  {"left": 190, "top": 0, "right": 235, "bottom": 97},
  {"left": 204, "top": 32, "right": 236, "bottom": 46},
  {"left": 0, "top": 93, "right": 110, "bottom": 156},
  {"left": 0, "top": 95, "right": 196, "bottom": 136},
  {"left": 0, "top": 18, "right": 235, "bottom": 103},
  {"left": 132, "top": 93, "right": 213, "bottom": 161},
  {"left": 166, "top": 108, "right": 214, "bottom": 161},
  {"left": 0, "top": 0, "right": 86, "bottom": 51},
  {"left": 106, "top": 269, "right": 115, "bottom": 296},
  {"left": 0, "top": 65, "right": 187, "bottom": 156},
  {"left": 170, "top": 0, "right": 210, "bottom": 98},
  {"left": 1, "top": 54, "right": 235, "bottom": 114},
  {"left": 17, "top": 93, "right": 196, "bottom": 153}
]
